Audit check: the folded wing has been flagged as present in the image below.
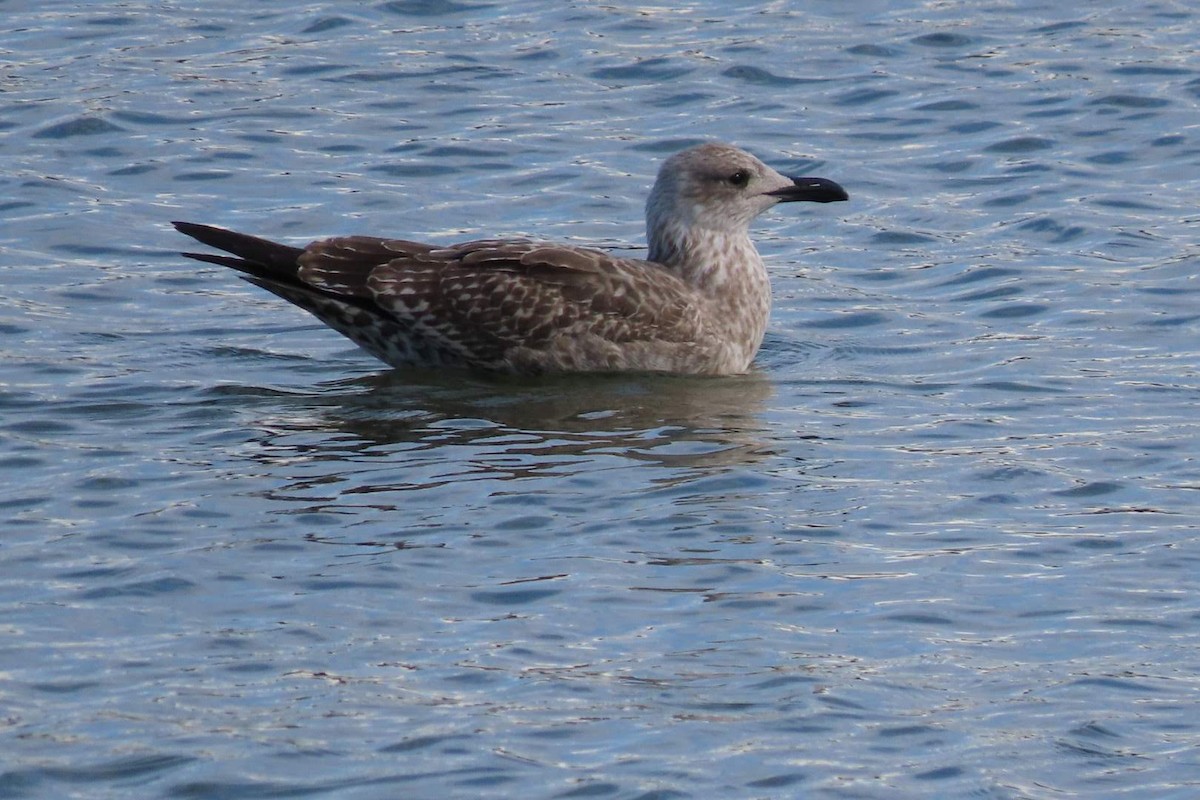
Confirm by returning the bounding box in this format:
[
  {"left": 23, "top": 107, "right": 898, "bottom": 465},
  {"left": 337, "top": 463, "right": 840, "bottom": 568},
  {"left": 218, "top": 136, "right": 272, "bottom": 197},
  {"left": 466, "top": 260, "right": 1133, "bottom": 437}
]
[{"left": 176, "top": 222, "right": 707, "bottom": 372}]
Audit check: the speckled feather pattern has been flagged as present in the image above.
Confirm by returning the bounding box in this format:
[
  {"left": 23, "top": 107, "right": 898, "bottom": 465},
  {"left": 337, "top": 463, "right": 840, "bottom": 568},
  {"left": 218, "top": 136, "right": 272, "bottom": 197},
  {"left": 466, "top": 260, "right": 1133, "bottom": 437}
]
[{"left": 174, "top": 142, "right": 846, "bottom": 375}]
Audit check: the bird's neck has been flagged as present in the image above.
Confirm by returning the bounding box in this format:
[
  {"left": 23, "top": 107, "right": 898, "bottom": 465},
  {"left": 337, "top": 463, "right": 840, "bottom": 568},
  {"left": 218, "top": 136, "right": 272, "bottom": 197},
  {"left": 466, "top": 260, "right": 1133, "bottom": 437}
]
[
  {"left": 648, "top": 223, "right": 768, "bottom": 295},
  {"left": 648, "top": 223, "right": 772, "bottom": 368}
]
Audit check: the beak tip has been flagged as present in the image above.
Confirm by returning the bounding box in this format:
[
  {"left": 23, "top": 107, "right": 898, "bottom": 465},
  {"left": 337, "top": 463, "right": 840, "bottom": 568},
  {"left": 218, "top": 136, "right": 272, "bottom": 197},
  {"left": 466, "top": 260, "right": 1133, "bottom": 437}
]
[{"left": 774, "top": 176, "right": 848, "bottom": 203}]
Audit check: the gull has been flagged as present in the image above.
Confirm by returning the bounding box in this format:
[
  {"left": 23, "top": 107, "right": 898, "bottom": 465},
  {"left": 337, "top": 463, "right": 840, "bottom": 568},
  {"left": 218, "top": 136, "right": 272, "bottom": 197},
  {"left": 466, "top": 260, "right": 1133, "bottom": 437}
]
[{"left": 173, "top": 142, "right": 847, "bottom": 376}]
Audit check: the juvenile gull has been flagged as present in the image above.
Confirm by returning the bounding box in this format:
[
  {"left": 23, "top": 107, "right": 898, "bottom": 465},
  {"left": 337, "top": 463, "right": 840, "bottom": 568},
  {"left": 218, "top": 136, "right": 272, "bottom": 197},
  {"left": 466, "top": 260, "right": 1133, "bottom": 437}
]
[{"left": 173, "top": 142, "right": 847, "bottom": 375}]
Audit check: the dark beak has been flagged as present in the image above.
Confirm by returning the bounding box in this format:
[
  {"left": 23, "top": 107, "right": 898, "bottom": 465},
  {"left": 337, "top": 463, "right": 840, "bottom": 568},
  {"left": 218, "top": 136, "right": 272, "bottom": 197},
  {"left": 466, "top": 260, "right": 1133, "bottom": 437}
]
[{"left": 768, "top": 176, "right": 849, "bottom": 203}]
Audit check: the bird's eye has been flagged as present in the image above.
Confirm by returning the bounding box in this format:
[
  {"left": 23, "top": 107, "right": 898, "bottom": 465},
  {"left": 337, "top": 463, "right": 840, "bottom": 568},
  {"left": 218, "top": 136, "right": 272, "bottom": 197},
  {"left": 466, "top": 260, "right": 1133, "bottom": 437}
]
[{"left": 727, "top": 170, "right": 751, "bottom": 188}]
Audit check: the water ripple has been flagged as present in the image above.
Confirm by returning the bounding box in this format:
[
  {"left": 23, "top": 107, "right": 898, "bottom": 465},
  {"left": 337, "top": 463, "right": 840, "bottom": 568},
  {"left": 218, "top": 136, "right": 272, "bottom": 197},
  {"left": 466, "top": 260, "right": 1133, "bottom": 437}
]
[{"left": 3, "top": 2, "right": 1199, "bottom": 799}]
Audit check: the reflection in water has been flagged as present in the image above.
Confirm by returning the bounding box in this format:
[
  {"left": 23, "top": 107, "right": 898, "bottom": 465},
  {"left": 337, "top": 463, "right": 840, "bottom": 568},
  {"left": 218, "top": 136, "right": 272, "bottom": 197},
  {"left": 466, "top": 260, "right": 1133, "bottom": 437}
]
[
  {"left": 328, "top": 368, "right": 774, "bottom": 442},
  {"left": 236, "top": 368, "right": 777, "bottom": 461},
  {"left": 212, "top": 370, "right": 785, "bottom": 542}
]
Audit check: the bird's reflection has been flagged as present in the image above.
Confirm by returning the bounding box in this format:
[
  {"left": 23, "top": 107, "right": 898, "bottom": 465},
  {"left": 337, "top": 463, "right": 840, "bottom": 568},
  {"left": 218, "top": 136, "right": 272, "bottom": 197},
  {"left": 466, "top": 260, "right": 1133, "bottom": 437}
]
[
  {"left": 208, "top": 370, "right": 799, "bottom": 551},
  {"left": 213, "top": 367, "right": 781, "bottom": 501},
  {"left": 246, "top": 368, "right": 774, "bottom": 459}
]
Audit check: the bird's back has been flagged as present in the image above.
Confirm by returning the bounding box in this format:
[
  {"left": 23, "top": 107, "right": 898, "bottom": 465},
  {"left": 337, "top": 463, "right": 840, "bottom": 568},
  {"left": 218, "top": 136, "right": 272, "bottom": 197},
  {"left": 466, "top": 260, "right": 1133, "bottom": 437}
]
[{"left": 178, "top": 223, "right": 732, "bottom": 373}]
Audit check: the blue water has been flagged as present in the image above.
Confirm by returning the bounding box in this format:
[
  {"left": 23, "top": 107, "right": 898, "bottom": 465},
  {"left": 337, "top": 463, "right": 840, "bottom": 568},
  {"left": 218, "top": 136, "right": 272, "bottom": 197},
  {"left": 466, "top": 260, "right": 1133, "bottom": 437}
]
[{"left": 3, "top": 2, "right": 1199, "bottom": 798}]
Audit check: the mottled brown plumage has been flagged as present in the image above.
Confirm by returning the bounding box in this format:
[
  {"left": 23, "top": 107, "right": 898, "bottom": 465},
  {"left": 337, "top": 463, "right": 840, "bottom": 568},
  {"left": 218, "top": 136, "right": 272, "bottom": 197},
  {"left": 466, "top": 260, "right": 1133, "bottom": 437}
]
[{"left": 174, "top": 142, "right": 846, "bottom": 375}]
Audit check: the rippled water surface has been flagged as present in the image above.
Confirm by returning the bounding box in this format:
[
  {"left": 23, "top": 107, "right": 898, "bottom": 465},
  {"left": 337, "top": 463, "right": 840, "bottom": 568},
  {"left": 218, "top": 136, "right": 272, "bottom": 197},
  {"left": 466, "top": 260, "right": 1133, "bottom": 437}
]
[{"left": 3, "top": 2, "right": 1199, "bottom": 798}]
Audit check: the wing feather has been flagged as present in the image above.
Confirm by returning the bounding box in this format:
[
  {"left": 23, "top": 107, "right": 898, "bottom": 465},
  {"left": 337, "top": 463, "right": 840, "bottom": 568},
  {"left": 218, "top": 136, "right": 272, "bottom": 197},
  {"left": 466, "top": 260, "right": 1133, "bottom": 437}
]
[
  {"left": 296, "top": 236, "right": 434, "bottom": 296},
  {"left": 364, "top": 242, "right": 705, "bottom": 365},
  {"left": 256, "top": 236, "right": 706, "bottom": 369}
]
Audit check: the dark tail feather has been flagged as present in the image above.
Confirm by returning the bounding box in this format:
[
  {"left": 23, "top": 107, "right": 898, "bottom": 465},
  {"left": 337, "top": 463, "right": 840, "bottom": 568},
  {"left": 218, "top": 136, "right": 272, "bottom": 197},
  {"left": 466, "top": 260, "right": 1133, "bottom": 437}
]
[
  {"left": 172, "top": 221, "right": 380, "bottom": 317},
  {"left": 172, "top": 222, "right": 304, "bottom": 275},
  {"left": 181, "top": 251, "right": 254, "bottom": 270}
]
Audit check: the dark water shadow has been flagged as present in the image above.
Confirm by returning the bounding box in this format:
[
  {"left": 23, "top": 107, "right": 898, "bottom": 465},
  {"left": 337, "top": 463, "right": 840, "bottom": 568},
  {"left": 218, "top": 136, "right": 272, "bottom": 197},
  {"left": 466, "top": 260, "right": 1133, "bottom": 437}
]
[
  {"left": 210, "top": 366, "right": 782, "bottom": 477},
  {"left": 329, "top": 368, "right": 772, "bottom": 436}
]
